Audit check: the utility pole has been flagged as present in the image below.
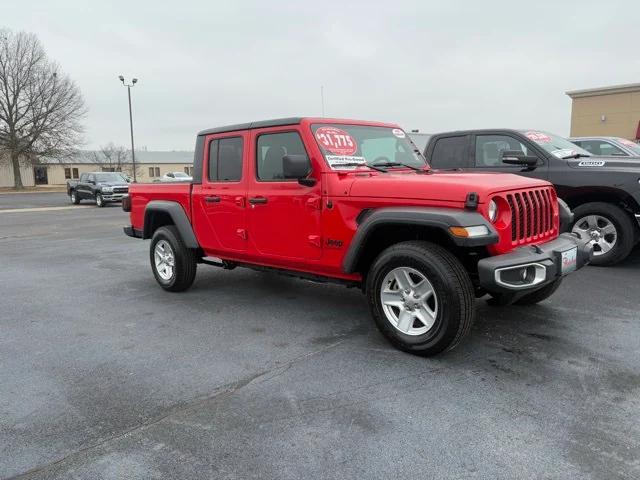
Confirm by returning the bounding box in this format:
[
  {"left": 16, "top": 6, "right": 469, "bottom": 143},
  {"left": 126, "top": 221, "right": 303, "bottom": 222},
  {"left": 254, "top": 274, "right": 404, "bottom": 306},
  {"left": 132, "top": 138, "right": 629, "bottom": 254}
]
[{"left": 119, "top": 75, "right": 138, "bottom": 182}]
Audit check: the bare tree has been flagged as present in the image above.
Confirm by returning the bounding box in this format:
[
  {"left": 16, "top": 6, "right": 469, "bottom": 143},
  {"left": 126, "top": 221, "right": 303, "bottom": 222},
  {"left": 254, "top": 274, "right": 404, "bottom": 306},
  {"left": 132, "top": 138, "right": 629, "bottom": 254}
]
[
  {"left": 89, "top": 143, "right": 142, "bottom": 179},
  {"left": 0, "top": 29, "right": 86, "bottom": 188}
]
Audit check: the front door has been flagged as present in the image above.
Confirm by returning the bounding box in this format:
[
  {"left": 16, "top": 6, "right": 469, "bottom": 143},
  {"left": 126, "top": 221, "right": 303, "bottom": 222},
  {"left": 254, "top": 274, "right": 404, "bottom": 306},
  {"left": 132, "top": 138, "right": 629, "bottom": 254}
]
[
  {"left": 471, "top": 134, "right": 548, "bottom": 179},
  {"left": 192, "top": 132, "right": 248, "bottom": 255},
  {"left": 246, "top": 128, "right": 322, "bottom": 261},
  {"left": 33, "top": 166, "right": 48, "bottom": 185}
]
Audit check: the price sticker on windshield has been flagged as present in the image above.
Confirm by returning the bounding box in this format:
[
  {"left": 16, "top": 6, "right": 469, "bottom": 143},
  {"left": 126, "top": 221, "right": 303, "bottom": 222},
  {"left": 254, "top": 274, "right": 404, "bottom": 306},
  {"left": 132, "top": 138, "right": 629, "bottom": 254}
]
[
  {"left": 315, "top": 127, "right": 358, "bottom": 156},
  {"left": 525, "top": 131, "right": 551, "bottom": 143}
]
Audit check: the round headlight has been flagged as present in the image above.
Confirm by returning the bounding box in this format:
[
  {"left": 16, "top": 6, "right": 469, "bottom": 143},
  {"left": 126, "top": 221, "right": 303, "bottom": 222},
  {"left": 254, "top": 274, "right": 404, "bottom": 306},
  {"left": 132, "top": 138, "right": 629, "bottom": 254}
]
[{"left": 488, "top": 199, "right": 498, "bottom": 222}]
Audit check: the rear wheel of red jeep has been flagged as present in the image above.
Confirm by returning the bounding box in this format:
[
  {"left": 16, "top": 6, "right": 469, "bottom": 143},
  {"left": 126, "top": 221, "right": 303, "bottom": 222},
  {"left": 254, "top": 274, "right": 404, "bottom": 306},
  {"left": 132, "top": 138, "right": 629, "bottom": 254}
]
[
  {"left": 366, "top": 241, "right": 475, "bottom": 356},
  {"left": 150, "top": 226, "right": 197, "bottom": 292}
]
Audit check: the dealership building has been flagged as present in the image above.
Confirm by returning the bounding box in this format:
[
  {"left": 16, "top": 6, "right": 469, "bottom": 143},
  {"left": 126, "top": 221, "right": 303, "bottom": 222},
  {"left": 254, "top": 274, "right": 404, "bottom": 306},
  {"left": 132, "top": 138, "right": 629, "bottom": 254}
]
[
  {"left": 0, "top": 150, "right": 194, "bottom": 188},
  {"left": 566, "top": 83, "right": 640, "bottom": 140}
]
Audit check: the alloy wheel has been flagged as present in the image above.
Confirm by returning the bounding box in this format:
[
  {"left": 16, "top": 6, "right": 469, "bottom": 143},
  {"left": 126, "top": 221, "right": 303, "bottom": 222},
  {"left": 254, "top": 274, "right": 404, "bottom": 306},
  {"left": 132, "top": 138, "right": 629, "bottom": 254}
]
[
  {"left": 154, "top": 240, "right": 175, "bottom": 281},
  {"left": 380, "top": 266, "right": 438, "bottom": 336},
  {"left": 572, "top": 214, "right": 617, "bottom": 256}
]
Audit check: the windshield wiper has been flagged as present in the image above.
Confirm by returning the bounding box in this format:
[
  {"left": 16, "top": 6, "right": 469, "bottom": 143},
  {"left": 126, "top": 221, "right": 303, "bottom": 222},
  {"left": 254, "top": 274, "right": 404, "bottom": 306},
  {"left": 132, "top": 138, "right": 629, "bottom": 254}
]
[
  {"left": 369, "top": 161, "right": 426, "bottom": 173},
  {"left": 562, "top": 153, "right": 591, "bottom": 159},
  {"left": 335, "top": 162, "right": 388, "bottom": 172}
]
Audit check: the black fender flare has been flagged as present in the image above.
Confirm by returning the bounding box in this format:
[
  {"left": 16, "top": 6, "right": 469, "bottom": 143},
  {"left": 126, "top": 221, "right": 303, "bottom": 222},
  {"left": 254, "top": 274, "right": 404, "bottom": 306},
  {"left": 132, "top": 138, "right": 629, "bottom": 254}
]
[
  {"left": 143, "top": 200, "right": 199, "bottom": 249},
  {"left": 342, "top": 207, "right": 498, "bottom": 273}
]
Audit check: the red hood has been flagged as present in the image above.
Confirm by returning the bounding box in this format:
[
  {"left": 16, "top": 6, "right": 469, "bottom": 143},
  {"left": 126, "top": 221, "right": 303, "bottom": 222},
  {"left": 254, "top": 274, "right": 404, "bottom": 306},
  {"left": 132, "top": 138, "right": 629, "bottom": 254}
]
[{"left": 347, "top": 170, "right": 551, "bottom": 203}]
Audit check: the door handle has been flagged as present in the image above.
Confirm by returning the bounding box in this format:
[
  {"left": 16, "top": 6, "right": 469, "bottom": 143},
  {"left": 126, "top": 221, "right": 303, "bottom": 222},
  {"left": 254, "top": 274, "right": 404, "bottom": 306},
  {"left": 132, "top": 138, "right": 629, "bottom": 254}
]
[
  {"left": 205, "top": 196, "right": 221, "bottom": 203},
  {"left": 248, "top": 197, "right": 268, "bottom": 205}
]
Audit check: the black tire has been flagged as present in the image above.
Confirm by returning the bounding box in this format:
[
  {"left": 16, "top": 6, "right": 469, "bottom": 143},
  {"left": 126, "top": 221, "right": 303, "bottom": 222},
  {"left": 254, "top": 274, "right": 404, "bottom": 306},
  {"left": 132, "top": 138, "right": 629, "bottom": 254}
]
[
  {"left": 70, "top": 190, "right": 80, "bottom": 204},
  {"left": 95, "top": 193, "right": 105, "bottom": 207},
  {"left": 513, "top": 278, "right": 563, "bottom": 305},
  {"left": 150, "top": 225, "right": 197, "bottom": 292},
  {"left": 571, "top": 202, "right": 635, "bottom": 266},
  {"left": 366, "top": 241, "right": 475, "bottom": 357}
]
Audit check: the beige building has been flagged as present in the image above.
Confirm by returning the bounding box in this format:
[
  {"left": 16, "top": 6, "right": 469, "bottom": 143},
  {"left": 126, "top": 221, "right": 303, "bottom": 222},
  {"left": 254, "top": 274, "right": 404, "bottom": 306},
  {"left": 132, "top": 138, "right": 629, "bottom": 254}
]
[
  {"left": 0, "top": 150, "right": 194, "bottom": 188},
  {"left": 566, "top": 83, "right": 640, "bottom": 139}
]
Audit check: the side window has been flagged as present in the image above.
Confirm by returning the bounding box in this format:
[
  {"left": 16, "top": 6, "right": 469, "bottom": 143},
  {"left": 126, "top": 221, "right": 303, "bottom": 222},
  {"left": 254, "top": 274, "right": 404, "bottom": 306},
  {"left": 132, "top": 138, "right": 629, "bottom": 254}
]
[
  {"left": 208, "top": 136, "right": 243, "bottom": 182},
  {"left": 475, "top": 135, "right": 532, "bottom": 167},
  {"left": 430, "top": 136, "right": 468, "bottom": 169},
  {"left": 256, "top": 131, "right": 307, "bottom": 181},
  {"left": 575, "top": 140, "right": 625, "bottom": 156},
  {"left": 79, "top": 173, "right": 87, "bottom": 182}
]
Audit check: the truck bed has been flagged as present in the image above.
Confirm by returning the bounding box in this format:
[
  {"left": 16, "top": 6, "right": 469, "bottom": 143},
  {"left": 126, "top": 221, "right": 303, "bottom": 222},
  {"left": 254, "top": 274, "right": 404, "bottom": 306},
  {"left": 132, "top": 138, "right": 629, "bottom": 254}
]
[{"left": 128, "top": 182, "right": 193, "bottom": 231}]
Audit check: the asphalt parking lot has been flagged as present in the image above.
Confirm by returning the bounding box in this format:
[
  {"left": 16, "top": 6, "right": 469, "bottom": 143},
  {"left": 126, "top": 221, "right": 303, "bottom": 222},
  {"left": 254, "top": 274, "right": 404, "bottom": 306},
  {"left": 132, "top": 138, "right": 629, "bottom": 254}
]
[{"left": 1, "top": 193, "right": 639, "bottom": 480}]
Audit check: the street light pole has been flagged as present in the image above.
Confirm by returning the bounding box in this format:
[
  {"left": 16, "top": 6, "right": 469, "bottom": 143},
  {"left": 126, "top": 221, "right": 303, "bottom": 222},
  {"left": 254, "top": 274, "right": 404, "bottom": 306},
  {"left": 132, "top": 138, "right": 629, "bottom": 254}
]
[{"left": 119, "top": 75, "right": 138, "bottom": 182}]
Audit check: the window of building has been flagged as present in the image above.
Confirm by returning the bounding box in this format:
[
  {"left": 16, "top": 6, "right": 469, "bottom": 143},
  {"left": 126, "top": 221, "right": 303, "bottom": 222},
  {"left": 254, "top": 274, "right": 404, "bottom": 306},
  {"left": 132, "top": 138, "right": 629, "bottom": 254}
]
[
  {"left": 474, "top": 135, "right": 533, "bottom": 167},
  {"left": 184, "top": 166, "right": 193, "bottom": 175},
  {"left": 64, "top": 168, "right": 71, "bottom": 179},
  {"left": 72, "top": 168, "right": 79, "bottom": 179},
  {"left": 256, "top": 132, "right": 307, "bottom": 180},
  {"left": 149, "top": 167, "right": 160, "bottom": 177},
  {"left": 208, "top": 137, "right": 243, "bottom": 182},
  {"left": 101, "top": 167, "right": 115, "bottom": 172},
  {"left": 429, "top": 136, "right": 469, "bottom": 169}
]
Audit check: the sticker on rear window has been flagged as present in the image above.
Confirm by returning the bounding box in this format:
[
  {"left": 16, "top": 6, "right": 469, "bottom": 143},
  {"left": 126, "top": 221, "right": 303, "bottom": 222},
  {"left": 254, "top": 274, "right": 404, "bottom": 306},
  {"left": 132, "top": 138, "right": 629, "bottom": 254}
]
[
  {"left": 525, "top": 131, "right": 551, "bottom": 143},
  {"left": 325, "top": 155, "right": 366, "bottom": 170},
  {"left": 392, "top": 128, "right": 406, "bottom": 138},
  {"left": 315, "top": 127, "right": 357, "bottom": 156}
]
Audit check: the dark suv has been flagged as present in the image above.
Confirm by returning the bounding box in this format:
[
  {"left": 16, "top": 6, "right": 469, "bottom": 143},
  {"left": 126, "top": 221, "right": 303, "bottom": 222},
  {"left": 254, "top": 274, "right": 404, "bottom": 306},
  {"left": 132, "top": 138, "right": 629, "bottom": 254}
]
[{"left": 417, "top": 129, "right": 640, "bottom": 266}]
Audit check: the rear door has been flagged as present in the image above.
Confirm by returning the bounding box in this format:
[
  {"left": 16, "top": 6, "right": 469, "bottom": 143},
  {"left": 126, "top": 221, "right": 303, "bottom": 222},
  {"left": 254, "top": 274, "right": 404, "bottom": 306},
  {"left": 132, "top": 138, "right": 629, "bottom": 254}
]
[
  {"left": 191, "top": 132, "right": 248, "bottom": 255},
  {"left": 246, "top": 126, "right": 322, "bottom": 261}
]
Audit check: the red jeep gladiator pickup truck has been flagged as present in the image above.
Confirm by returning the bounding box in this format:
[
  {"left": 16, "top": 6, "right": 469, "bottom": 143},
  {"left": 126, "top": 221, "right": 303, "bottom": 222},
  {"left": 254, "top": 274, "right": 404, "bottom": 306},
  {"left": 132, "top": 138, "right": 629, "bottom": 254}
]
[{"left": 123, "top": 117, "right": 592, "bottom": 356}]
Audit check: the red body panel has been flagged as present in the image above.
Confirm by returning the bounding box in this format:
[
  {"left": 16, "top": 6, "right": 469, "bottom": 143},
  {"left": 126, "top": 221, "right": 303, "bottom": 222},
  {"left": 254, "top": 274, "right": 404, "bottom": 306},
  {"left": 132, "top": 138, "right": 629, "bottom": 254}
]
[{"left": 128, "top": 117, "right": 561, "bottom": 280}]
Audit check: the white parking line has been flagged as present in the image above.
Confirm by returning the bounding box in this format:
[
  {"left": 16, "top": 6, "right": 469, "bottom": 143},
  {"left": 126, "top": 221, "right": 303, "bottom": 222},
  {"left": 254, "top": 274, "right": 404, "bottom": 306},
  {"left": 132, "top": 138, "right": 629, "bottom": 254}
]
[{"left": 0, "top": 206, "right": 93, "bottom": 213}]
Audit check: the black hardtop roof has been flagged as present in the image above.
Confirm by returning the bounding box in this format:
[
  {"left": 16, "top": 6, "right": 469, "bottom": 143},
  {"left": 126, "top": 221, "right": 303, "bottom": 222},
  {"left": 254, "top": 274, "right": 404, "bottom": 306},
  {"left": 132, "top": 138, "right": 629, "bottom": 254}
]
[{"left": 197, "top": 117, "right": 304, "bottom": 136}]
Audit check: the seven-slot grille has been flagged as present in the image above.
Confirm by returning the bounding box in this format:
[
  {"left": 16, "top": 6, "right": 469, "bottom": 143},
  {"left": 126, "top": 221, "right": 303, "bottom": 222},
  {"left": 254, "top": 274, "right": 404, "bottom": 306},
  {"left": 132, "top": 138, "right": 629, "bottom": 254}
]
[
  {"left": 504, "top": 187, "right": 555, "bottom": 244},
  {"left": 113, "top": 187, "right": 128, "bottom": 194}
]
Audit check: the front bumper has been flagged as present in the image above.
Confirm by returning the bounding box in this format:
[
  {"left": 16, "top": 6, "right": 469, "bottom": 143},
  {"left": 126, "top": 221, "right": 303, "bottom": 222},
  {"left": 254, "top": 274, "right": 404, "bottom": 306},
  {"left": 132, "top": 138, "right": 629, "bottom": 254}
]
[
  {"left": 101, "top": 192, "right": 128, "bottom": 202},
  {"left": 478, "top": 232, "right": 593, "bottom": 294}
]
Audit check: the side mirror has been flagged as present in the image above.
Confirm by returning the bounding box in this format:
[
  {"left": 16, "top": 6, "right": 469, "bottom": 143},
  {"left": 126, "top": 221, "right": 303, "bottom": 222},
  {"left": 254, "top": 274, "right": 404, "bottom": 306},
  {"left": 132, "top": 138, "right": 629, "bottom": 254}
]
[
  {"left": 282, "top": 154, "right": 314, "bottom": 185},
  {"left": 500, "top": 150, "right": 538, "bottom": 167}
]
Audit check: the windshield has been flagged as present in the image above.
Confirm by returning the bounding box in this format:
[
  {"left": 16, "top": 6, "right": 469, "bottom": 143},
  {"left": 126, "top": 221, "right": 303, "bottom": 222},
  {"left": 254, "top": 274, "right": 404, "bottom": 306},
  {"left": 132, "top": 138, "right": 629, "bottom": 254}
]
[
  {"left": 520, "top": 130, "right": 591, "bottom": 159},
  {"left": 311, "top": 124, "right": 428, "bottom": 170},
  {"left": 173, "top": 172, "right": 189, "bottom": 178},
  {"left": 95, "top": 173, "right": 126, "bottom": 183},
  {"left": 617, "top": 138, "right": 640, "bottom": 156}
]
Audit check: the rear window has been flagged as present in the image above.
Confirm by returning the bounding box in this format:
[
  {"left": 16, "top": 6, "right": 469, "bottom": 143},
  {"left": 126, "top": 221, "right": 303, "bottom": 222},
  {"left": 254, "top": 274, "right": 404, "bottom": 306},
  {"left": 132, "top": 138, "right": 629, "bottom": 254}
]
[
  {"left": 208, "top": 137, "right": 243, "bottom": 182},
  {"left": 430, "top": 136, "right": 468, "bottom": 169}
]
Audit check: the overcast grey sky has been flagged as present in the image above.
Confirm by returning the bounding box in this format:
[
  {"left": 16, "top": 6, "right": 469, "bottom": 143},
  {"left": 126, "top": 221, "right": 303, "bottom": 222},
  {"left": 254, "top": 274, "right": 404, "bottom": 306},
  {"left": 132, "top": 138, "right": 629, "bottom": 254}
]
[{"left": 4, "top": 0, "right": 639, "bottom": 150}]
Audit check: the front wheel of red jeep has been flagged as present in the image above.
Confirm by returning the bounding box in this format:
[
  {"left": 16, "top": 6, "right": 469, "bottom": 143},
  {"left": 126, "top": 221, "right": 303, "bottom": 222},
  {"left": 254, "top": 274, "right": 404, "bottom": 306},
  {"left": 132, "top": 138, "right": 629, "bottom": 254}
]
[{"left": 366, "top": 241, "right": 475, "bottom": 356}]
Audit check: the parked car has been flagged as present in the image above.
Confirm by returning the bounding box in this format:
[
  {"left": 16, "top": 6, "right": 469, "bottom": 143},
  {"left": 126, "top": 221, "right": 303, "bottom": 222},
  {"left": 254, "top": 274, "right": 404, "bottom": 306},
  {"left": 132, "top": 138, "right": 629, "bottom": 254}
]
[
  {"left": 423, "top": 129, "right": 640, "bottom": 265},
  {"left": 67, "top": 172, "right": 130, "bottom": 207},
  {"left": 162, "top": 172, "right": 193, "bottom": 182},
  {"left": 568, "top": 136, "right": 640, "bottom": 158},
  {"left": 122, "top": 117, "right": 591, "bottom": 356}
]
